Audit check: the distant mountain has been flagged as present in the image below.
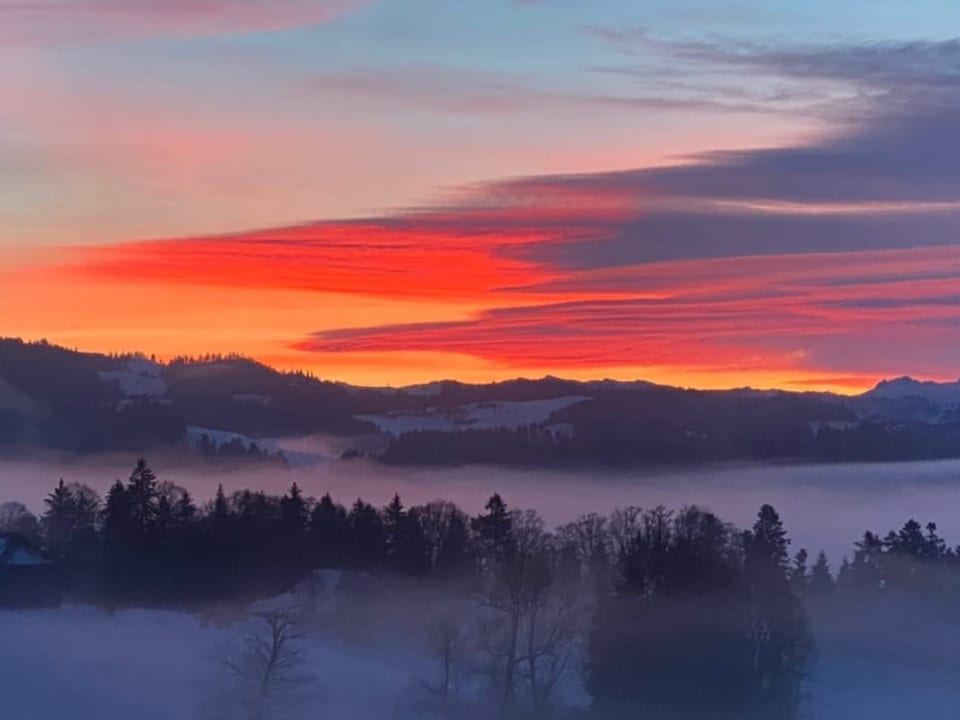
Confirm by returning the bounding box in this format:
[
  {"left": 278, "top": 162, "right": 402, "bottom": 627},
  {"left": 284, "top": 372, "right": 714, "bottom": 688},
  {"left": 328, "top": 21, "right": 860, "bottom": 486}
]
[
  {"left": 2, "top": 337, "right": 960, "bottom": 467},
  {"left": 864, "top": 376, "right": 960, "bottom": 405}
]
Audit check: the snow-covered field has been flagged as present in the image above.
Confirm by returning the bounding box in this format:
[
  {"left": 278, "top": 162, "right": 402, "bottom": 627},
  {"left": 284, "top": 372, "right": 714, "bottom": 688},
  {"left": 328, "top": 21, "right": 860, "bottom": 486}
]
[
  {"left": 357, "top": 396, "right": 592, "bottom": 437},
  {"left": 2, "top": 601, "right": 958, "bottom": 719},
  {"left": 0, "top": 606, "right": 422, "bottom": 720}
]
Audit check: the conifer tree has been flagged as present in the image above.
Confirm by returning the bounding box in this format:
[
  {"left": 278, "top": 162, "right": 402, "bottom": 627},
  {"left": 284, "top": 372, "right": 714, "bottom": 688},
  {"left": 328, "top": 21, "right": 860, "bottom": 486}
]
[
  {"left": 279, "top": 483, "right": 308, "bottom": 537},
  {"left": 809, "top": 551, "right": 835, "bottom": 598},
  {"left": 348, "top": 499, "right": 384, "bottom": 569},
  {"left": 310, "top": 493, "right": 348, "bottom": 567},
  {"left": 790, "top": 548, "right": 809, "bottom": 597},
  {"left": 472, "top": 493, "right": 513, "bottom": 568},
  {"left": 435, "top": 508, "right": 472, "bottom": 578},
  {"left": 42, "top": 478, "right": 76, "bottom": 558},
  {"left": 127, "top": 458, "right": 159, "bottom": 538}
]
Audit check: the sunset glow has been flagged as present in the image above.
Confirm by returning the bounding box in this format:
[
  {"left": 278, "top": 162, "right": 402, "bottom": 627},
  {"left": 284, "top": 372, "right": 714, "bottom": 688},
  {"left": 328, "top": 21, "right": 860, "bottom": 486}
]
[{"left": 5, "top": 0, "right": 960, "bottom": 391}]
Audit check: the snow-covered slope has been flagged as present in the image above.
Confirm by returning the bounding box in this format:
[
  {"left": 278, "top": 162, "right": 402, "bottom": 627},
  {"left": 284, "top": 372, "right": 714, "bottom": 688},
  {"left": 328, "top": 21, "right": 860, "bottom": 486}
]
[
  {"left": 357, "top": 396, "right": 592, "bottom": 437},
  {"left": 99, "top": 359, "right": 168, "bottom": 399},
  {"left": 2, "top": 603, "right": 959, "bottom": 719}
]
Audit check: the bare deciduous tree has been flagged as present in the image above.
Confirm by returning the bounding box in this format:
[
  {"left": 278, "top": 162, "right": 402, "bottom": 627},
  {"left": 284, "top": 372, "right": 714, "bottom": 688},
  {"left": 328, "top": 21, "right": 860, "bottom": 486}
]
[
  {"left": 212, "top": 610, "right": 320, "bottom": 720},
  {"left": 422, "top": 604, "right": 471, "bottom": 718},
  {"left": 476, "top": 509, "right": 586, "bottom": 717}
]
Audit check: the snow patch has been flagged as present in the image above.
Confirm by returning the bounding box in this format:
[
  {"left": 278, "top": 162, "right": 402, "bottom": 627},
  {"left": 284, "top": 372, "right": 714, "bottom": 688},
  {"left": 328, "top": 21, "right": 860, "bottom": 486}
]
[
  {"left": 400, "top": 381, "right": 459, "bottom": 397},
  {"left": 357, "top": 396, "right": 592, "bottom": 437},
  {"left": 809, "top": 420, "right": 859, "bottom": 433},
  {"left": 99, "top": 359, "right": 167, "bottom": 399}
]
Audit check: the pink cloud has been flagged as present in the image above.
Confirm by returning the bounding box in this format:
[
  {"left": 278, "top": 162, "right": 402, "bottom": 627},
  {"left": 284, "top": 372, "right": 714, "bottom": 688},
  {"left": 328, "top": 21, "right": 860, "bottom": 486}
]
[{"left": 0, "top": 0, "right": 367, "bottom": 45}]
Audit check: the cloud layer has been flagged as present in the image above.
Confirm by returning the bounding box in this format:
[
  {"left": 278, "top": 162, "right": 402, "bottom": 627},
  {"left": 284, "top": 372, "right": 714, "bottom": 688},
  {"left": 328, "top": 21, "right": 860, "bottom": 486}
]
[{"left": 10, "top": 33, "right": 960, "bottom": 390}]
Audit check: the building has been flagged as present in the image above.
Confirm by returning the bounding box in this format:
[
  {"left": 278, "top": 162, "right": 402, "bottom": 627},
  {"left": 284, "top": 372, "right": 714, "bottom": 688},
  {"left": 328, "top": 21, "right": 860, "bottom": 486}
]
[{"left": 0, "top": 533, "right": 61, "bottom": 608}]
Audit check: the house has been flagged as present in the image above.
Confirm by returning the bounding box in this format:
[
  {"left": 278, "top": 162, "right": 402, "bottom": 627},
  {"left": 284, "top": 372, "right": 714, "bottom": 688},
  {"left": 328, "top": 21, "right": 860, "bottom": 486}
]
[{"left": 0, "top": 533, "right": 61, "bottom": 608}]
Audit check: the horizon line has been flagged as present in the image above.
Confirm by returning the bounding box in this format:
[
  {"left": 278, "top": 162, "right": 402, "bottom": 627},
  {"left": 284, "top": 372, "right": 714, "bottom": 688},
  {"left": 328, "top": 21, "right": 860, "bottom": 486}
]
[{"left": 4, "top": 335, "right": 944, "bottom": 398}]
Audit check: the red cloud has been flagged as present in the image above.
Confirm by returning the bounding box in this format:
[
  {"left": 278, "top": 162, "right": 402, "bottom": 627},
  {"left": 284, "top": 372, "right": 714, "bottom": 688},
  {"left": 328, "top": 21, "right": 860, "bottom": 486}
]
[
  {"left": 62, "top": 222, "right": 569, "bottom": 301},
  {"left": 28, "top": 170, "right": 960, "bottom": 388}
]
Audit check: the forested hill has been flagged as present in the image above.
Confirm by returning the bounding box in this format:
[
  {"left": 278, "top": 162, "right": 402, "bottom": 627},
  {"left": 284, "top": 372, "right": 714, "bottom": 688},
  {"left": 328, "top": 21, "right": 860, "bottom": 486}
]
[{"left": 2, "top": 337, "right": 960, "bottom": 466}]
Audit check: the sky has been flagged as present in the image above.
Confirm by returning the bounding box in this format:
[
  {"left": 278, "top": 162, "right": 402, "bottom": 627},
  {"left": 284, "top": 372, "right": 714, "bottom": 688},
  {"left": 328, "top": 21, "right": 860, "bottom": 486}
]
[{"left": 3, "top": 0, "right": 960, "bottom": 392}]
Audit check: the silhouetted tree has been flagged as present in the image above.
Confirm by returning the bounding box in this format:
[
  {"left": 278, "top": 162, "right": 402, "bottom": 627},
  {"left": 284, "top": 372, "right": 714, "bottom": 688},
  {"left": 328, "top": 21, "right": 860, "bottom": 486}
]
[
  {"left": 310, "top": 494, "right": 348, "bottom": 568},
  {"left": 214, "top": 610, "right": 319, "bottom": 720},
  {"left": 42, "top": 479, "right": 76, "bottom": 559},
  {"left": 127, "top": 458, "right": 159, "bottom": 539},
  {"left": 0, "top": 501, "right": 41, "bottom": 543},
  {"left": 348, "top": 499, "right": 384, "bottom": 569},
  {"left": 809, "top": 550, "right": 835, "bottom": 598},
  {"left": 279, "top": 483, "right": 308, "bottom": 538},
  {"left": 790, "top": 548, "right": 809, "bottom": 597},
  {"left": 473, "top": 494, "right": 513, "bottom": 571}
]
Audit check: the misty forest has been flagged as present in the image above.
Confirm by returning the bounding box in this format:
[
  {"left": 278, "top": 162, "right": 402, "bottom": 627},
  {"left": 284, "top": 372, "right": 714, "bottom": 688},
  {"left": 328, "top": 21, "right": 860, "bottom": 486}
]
[{"left": 3, "top": 459, "right": 960, "bottom": 719}]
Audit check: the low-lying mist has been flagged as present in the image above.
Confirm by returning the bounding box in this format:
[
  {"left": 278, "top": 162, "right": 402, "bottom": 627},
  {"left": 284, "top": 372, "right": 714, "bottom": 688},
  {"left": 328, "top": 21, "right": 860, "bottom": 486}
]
[
  {"left": 4, "top": 453, "right": 960, "bottom": 562},
  {"left": 4, "top": 453, "right": 960, "bottom": 719}
]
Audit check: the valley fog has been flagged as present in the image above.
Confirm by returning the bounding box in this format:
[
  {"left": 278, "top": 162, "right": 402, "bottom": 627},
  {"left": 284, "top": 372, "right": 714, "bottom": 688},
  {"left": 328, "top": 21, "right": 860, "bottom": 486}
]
[{"left": 5, "top": 455, "right": 960, "bottom": 561}]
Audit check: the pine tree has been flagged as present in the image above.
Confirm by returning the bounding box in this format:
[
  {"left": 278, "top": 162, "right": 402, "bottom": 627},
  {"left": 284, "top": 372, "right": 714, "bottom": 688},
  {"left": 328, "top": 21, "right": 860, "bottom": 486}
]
[
  {"left": 310, "top": 494, "right": 348, "bottom": 567},
  {"left": 127, "top": 458, "right": 159, "bottom": 537},
  {"left": 384, "top": 493, "right": 406, "bottom": 563},
  {"left": 748, "top": 504, "right": 790, "bottom": 572},
  {"left": 279, "top": 483, "right": 308, "bottom": 537},
  {"left": 43, "top": 478, "right": 77, "bottom": 558},
  {"left": 809, "top": 551, "right": 835, "bottom": 597},
  {"left": 211, "top": 484, "right": 230, "bottom": 525},
  {"left": 173, "top": 490, "right": 197, "bottom": 527},
  {"left": 743, "top": 504, "right": 811, "bottom": 717},
  {"left": 396, "top": 507, "right": 429, "bottom": 575},
  {"left": 102, "top": 479, "right": 132, "bottom": 543},
  {"left": 924, "top": 522, "right": 946, "bottom": 560},
  {"left": 101, "top": 478, "right": 135, "bottom": 604},
  {"left": 790, "top": 548, "right": 809, "bottom": 597},
  {"left": 472, "top": 493, "right": 513, "bottom": 568},
  {"left": 435, "top": 509, "right": 472, "bottom": 578},
  {"left": 69, "top": 483, "right": 100, "bottom": 531},
  {"left": 348, "top": 499, "right": 384, "bottom": 569}
]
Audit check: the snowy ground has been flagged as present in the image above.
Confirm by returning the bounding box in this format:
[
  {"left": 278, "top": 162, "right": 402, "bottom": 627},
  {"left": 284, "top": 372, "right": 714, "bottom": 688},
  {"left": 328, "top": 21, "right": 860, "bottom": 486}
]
[
  {"left": 0, "top": 606, "right": 422, "bottom": 720},
  {"left": 2, "top": 601, "right": 959, "bottom": 719}
]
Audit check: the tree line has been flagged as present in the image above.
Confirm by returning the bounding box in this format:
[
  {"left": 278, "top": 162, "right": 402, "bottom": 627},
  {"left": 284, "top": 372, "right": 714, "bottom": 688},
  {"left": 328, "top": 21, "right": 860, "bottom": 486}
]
[{"left": 5, "top": 459, "right": 960, "bottom": 718}]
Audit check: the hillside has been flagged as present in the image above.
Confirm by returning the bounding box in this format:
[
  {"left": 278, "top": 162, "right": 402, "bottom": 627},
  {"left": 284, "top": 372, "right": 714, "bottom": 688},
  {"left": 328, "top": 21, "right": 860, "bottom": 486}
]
[{"left": 2, "top": 338, "right": 960, "bottom": 466}]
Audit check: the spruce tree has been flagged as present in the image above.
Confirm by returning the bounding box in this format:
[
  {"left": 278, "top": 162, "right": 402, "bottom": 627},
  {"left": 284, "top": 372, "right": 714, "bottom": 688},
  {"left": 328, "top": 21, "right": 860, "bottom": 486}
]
[
  {"left": 279, "top": 483, "right": 308, "bottom": 537},
  {"left": 102, "top": 479, "right": 132, "bottom": 543},
  {"left": 790, "top": 548, "right": 809, "bottom": 597},
  {"left": 809, "top": 551, "right": 835, "bottom": 598},
  {"left": 435, "top": 509, "right": 472, "bottom": 578},
  {"left": 43, "top": 478, "right": 77, "bottom": 559},
  {"left": 348, "top": 499, "right": 384, "bottom": 569},
  {"left": 472, "top": 493, "right": 513, "bottom": 568},
  {"left": 310, "top": 494, "right": 348, "bottom": 568},
  {"left": 126, "top": 458, "right": 159, "bottom": 538},
  {"left": 384, "top": 493, "right": 406, "bottom": 564},
  {"left": 174, "top": 490, "right": 197, "bottom": 527}
]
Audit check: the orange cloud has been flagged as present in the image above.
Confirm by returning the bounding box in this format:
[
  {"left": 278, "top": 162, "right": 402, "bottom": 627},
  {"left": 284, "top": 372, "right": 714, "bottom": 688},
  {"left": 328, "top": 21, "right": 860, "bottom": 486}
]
[{"left": 12, "top": 208, "right": 960, "bottom": 392}]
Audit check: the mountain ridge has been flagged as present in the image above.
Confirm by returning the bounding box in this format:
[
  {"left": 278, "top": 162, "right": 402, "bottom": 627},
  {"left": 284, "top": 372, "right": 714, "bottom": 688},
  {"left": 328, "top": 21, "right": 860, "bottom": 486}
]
[{"left": 2, "top": 337, "right": 959, "bottom": 466}]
